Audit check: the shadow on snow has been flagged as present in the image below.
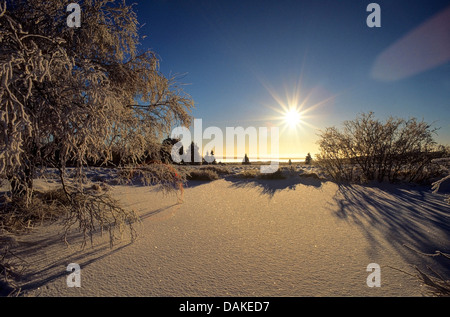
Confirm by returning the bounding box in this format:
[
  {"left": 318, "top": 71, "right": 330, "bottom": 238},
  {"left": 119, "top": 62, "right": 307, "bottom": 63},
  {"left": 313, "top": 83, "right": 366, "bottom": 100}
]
[{"left": 331, "top": 182, "right": 450, "bottom": 279}]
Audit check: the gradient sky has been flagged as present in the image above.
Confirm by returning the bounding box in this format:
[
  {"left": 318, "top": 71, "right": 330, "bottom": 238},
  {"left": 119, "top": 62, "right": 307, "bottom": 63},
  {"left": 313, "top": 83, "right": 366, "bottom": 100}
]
[{"left": 134, "top": 0, "right": 450, "bottom": 159}]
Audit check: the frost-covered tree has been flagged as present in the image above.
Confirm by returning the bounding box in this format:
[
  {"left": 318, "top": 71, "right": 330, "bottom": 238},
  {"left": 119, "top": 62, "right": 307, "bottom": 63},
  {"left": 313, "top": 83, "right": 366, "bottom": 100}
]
[
  {"left": 316, "top": 112, "right": 442, "bottom": 183},
  {"left": 0, "top": 0, "right": 193, "bottom": 242}
]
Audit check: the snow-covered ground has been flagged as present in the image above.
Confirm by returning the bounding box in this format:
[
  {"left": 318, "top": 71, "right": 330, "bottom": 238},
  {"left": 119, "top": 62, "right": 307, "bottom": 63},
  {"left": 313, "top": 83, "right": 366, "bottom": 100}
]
[{"left": 1, "top": 165, "right": 449, "bottom": 296}]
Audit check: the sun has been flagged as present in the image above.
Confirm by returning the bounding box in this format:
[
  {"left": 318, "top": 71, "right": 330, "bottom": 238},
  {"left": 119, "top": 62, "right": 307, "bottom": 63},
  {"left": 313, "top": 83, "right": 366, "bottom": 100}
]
[
  {"left": 254, "top": 73, "right": 338, "bottom": 137},
  {"left": 284, "top": 108, "right": 302, "bottom": 128}
]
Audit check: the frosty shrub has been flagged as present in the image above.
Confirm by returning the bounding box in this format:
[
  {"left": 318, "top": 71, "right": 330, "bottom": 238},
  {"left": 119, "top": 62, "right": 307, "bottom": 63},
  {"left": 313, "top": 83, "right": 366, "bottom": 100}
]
[
  {"left": 236, "top": 169, "right": 259, "bottom": 179},
  {"left": 186, "top": 169, "right": 219, "bottom": 181},
  {"left": 0, "top": 0, "right": 193, "bottom": 244},
  {"left": 200, "top": 165, "right": 231, "bottom": 175},
  {"left": 118, "top": 162, "right": 188, "bottom": 191},
  {"left": 316, "top": 112, "right": 444, "bottom": 183},
  {"left": 258, "top": 168, "right": 286, "bottom": 180}
]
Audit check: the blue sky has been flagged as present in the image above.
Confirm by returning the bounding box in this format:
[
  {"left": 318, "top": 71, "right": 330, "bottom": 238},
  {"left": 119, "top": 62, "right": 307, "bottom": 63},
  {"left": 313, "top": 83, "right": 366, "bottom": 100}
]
[{"left": 134, "top": 0, "right": 450, "bottom": 159}]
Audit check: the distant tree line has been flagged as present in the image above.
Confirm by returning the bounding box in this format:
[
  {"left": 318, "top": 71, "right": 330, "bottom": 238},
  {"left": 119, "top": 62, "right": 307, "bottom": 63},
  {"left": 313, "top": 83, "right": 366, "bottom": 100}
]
[{"left": 159, "top": 139, "right": 217, "bottom": 165}]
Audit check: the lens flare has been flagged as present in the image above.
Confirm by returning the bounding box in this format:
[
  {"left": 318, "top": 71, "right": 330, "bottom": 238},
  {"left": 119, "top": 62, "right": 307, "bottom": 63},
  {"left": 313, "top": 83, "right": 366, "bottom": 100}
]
[{"left": 284, "top": 108, "right": 302, "bottom": 128}]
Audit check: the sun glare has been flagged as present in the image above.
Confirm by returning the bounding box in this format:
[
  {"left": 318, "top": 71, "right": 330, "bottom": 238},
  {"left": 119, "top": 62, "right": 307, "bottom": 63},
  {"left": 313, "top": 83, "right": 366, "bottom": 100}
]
[
  {"left": 284, "top": 108, "right": 301, "bottom": 127},
  {"left": 252, "top": 71, "right": 338, "bottom": 138}
]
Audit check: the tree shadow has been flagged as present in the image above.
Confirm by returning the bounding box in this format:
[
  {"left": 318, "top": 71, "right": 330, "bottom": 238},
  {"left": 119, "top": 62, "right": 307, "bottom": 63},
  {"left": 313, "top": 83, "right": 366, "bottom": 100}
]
[
  {"left": 331, "top": 182, "right": 450, "bottom": 277},
  {"left": 225, "top": 173, "right": 325, "bottom": 198},
  {"left": 18, "top": 242, "right": 131, "bottom": 294},
  {"left": 139, "top": 204, "right": 180, "bottom": 220},
  {"left": 5, "top": 201, "right": 181, "bottom": 295},
  {"left": 184, "top": 179, "right": 217, "bottom": 189},
  {"left": 1, "top": 221, "right": 132, "bottom": 294}
]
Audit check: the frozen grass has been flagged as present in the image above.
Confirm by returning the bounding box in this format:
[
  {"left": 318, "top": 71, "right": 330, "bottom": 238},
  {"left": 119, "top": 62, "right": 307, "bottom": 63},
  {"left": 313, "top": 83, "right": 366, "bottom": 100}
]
[
  {"left": 187, "top": 169, "right": 219, "bottom": 181},
  {"left": 235, "top": 169, "right": 259, "bottom": 179},
  {"left": 199, "top": 165, "right": 232, "bottom": 175},
  {"left": 234, "top": 168, "right": 287, "bottom": 179},
  {"left": 0, "top": 189, "right": 68, "bottom": 234},
  {"left": 299, "top": 171, "right": 323, "bottom": 180},
  {"left": 117, "top": 163, "right": 187, "bottom": 190},
  {"left": 258, "top": 168, "right": 286, "bottom": 180}
]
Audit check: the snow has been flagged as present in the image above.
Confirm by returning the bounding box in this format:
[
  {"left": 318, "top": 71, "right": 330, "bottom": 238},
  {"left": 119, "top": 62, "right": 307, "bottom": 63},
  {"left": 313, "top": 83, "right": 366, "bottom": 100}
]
[{"left": 2, "top": 166, "right": 449, "bottom": 296}]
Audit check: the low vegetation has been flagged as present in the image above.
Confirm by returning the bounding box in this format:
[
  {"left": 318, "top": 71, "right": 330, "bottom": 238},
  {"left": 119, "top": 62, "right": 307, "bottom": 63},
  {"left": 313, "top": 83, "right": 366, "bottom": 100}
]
[
  {"left": 299, "top": 171, "right": 322, "bottom": 180},
  {"left": 117, "top": 163, "right": 188, "bottom": 191},
  {"left": 187, "top": 169, "right": 219, "bottom": 181},
  {"left": 258, "top": 168, "right": 286, "bottom": 180},
  {"left": 316, "top": 112, "right": 448, "bottom": 184},
  {"left": 0, "top": 189, "right": 68, "bottom": 234},
  {"left": 235, "top": 168, "right": 287, "bottom": 180},
  {"left": 199, "top": 166, "right": 232, "bottom": 175},
  {"left": 235, "top": 169, "right": 259, "bottom": 179}
]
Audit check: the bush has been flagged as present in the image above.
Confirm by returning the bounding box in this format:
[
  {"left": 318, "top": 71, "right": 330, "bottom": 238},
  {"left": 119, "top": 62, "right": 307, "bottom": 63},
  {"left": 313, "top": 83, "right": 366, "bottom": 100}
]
[
  {"left": 316, "top": 112, "right": 444, "bottom": 183},
  {"left": 200, "top": 166, "right": 231, "bottom": 175},
  {"left": 258, "top": 168, "right": 286, "bottom": 180},
  {"left": 235, "top": 168, "right": 286, "bottom": 180},
  {"left": 187, "top": 169, "right": 219, "bottom": 181},
  {"left": 118, "top": 163, "right": 187, "bottom": 191},
  {"left": 236, "top": 169, "right": 259, "bottom": 179},
  {"left": 299, "top": 171, "right": 321, "bottom": 179}
]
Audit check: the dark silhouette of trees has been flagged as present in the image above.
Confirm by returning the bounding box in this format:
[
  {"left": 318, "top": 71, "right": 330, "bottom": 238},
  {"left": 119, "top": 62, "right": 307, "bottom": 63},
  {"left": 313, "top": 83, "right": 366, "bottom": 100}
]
[
  {"left": 210, "top": 150, "right": 217, "bottom": 165},
  {"left": 187, "top": 141, "right": 202, "bottom": 165},
  {"left": 243, "top": 153, "right": 251, "bottom": 165},
  {"left": 305, "top": 153, "right": 312, "bottom": 164}
]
